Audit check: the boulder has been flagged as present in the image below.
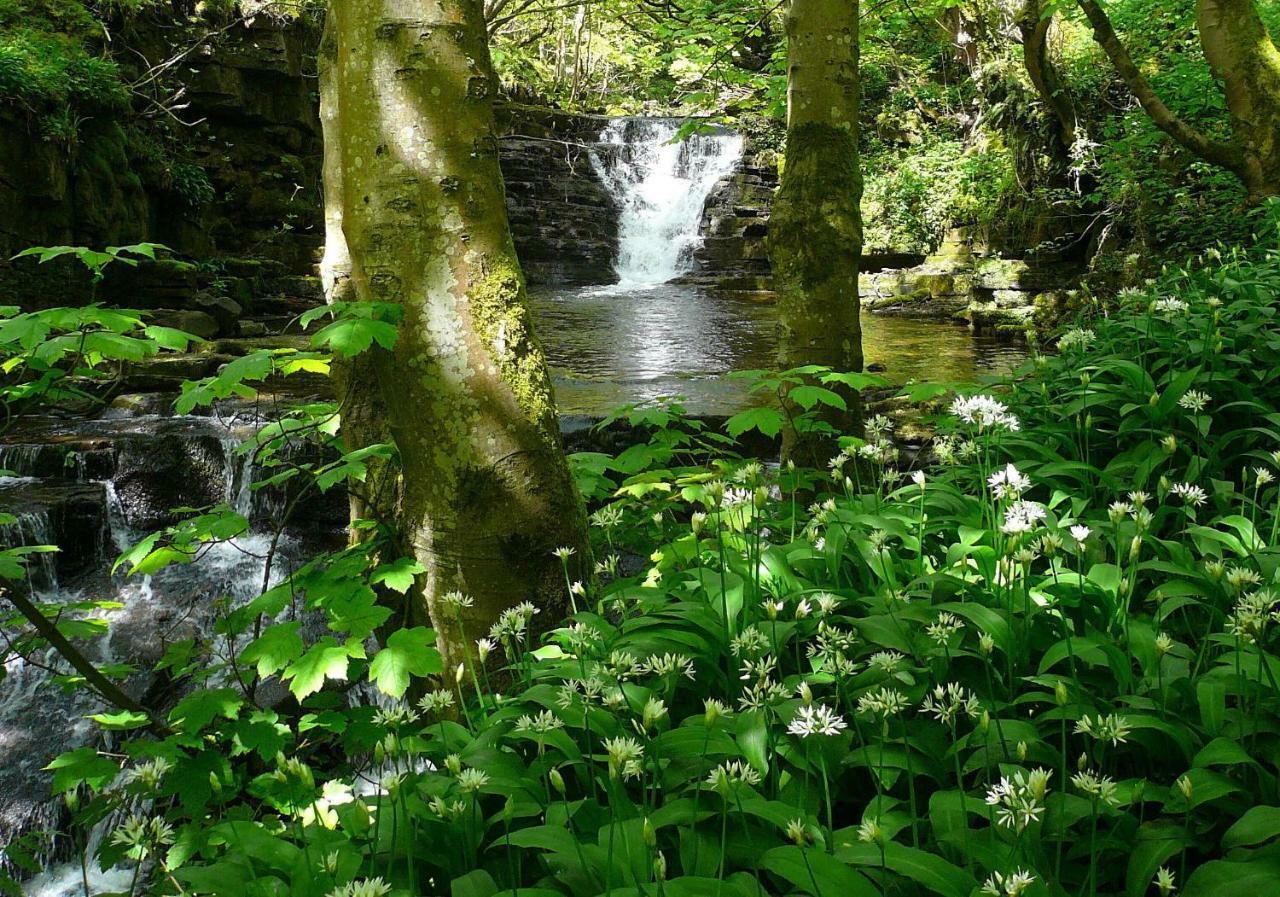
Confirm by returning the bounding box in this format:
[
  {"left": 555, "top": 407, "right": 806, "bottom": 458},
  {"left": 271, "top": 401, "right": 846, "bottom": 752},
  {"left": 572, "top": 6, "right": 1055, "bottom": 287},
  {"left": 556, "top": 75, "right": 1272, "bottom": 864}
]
[
  {"left": 192, "top": 293, "right": 244, "bottom": 335},
  {"left": 149, "top": 309, "right": 220, "bottom": 340}
]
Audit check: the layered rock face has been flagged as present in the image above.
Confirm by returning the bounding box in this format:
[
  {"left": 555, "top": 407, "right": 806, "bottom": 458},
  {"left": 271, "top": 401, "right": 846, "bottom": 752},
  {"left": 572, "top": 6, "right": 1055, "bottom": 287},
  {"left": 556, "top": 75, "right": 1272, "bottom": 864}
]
[
  {"left": 685, "top": 146, "right": 777, "bottom": 298},
  {"left": 0, "top": 19, "right": 621, "bottom": 312},
  {"left": 497, "top": 105, "right": 618, "bottom": 285},
  {"left": 859, "top": 229, "right": 1082, "bottom": 335}
]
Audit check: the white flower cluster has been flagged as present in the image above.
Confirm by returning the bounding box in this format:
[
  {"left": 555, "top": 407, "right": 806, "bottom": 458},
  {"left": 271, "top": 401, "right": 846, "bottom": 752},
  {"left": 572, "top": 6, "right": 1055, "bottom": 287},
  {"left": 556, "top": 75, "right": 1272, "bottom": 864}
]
[
  {"left": 988, "top": 463, "right": 1032, "bottom": 500},
  {"left": 1002, "top": 499, "right": 1047, "bottom": 535},
  {"left": 1057, "top": 327, "right": 1096, "bottom": 352},
  {"left": 787, "top": 703, "right": 848, "bottom": 737},
  {"left": 951, "top": 394, "right": 1021, "bottom": 432},
  {"left": 985, "top": 768, "right": 1051, "bottom": 831}
]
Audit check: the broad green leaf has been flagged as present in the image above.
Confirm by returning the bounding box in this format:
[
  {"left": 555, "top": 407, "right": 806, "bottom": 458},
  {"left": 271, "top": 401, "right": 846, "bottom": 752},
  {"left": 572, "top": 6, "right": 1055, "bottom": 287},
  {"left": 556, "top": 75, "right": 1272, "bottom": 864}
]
[{"left": 369, "top": 627, "right": 442, "bottom": 698}]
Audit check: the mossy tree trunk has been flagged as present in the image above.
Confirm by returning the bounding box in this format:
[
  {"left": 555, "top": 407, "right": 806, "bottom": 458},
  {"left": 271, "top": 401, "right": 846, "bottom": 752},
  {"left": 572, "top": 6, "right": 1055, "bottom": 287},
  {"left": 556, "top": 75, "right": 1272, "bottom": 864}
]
[
  {"left": 1019, "top": 0, "right": 1077, "bottom": 166},
  {"left": 1198, "top": 0, "right": 1280, "bottom": 198},
  {"left": 767, "top": 0, "right": 862, "bottom": 466},
  {"left": 1078, "top": 0, "right": 1280, "bottom": 199},
  {"left": 319, "top": 0, "right": 588, "bottom": 671}
]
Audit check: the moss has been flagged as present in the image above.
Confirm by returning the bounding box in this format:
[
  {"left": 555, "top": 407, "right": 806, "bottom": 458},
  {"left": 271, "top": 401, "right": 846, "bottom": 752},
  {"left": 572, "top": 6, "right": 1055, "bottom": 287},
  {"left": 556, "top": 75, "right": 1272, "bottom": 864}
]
[
  {"left": 767, "top": 121, "right": 862, "bottom": 293},
  {"left": 467, "top": 255, "right": 559, "bottom": 437}
]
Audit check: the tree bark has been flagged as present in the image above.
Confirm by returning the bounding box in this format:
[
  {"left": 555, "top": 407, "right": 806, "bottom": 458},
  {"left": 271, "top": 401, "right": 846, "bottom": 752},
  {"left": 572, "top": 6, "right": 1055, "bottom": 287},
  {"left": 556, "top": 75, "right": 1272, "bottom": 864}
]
[
  {"left": 320, "top": 0, "right": 588, "bottom": 671},
  {"left": 1019, "top": 0, "right": 1076, "bottom": 160},
  {"left": 767, "top": 0, "right": 862, "bottom": 466},
  {"left": 1198, "top": 0, "right": 1280, "bottom": 198}
]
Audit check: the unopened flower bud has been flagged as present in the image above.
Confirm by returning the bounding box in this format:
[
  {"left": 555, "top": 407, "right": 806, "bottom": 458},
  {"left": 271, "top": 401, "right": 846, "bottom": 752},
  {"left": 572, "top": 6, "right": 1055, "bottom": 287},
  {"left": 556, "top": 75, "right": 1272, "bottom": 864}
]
[{"left": 1177, "top": 775, "right": 1193, "bottom": 800}]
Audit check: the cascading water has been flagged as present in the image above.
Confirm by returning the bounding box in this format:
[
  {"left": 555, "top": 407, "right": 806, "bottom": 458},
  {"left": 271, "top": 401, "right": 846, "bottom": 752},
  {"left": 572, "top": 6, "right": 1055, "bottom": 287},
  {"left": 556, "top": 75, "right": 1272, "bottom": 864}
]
[
  {"left": 0, "top": 411, "right": 309, "bottom": 890},
  {"left": 590, "top": 118, "right": 743, "bottom": 287}
]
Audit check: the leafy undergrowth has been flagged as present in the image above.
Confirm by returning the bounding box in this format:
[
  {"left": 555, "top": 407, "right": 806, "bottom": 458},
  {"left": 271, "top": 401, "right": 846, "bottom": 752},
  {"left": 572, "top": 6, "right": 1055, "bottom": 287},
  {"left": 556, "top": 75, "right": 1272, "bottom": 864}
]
[{"left": 7, "top": 231, "right": 1280, "bottom": 896}]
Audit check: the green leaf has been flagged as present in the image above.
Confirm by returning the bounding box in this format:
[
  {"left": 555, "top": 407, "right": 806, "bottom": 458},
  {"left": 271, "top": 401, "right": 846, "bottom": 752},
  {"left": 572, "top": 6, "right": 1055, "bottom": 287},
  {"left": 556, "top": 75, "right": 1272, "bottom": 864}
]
[
  {"left": 1222, "top": 806, "right": 1280, "bottom": 851},
  {"left": 834, "top": 842, "right": 976, "bottom": 897},
  {"left": 788, "top": 384, "right": 847, "bottom": 411},
  {"left": 1125, "top": 820, "right": 1191, "bottom": 897},
  {"left": 451, "top": 869, "right": 499, "bottom": 897},
  {"left": 90, "top": 709, "right": 151, "bottom": 731},
  {"left": 1182, "top": 857, "right": 1280, "bottom": 897},
  {"left": 284, "top": 637, "right": 364, "bottom": 700},
  {"left": 736, "top": 709, "right": 769, "bottom": 775},
  {"left": 45, "top": 747, "right": 117, "bottom": 794},
  {"left": 169, "top": 687, "right": 243, "bottom": 733},
  {"left": 368, "top": 627, "right": 442, "bottom": 698},
  {"left": 725, "top": 406, "right": 784, "bottom": 439},
  {"left": 241, "top": 622, "right": 305, "bottom": 679},
  {"left": 370, "top": 557, "right": 425, "bottom": 594},
  {"left": 311, "top": 317, "right": 398, "bottom": 357},
  {"left": 144, "top": 325, "right": 200, "bottom": 350},
  {"left": 760, "top": 846, "right": 879, "bottom": 897}
]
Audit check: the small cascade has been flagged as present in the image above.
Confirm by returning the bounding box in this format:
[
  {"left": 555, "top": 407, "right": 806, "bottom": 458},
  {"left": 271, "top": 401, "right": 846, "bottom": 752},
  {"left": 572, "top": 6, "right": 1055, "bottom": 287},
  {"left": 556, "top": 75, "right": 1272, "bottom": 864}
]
[
  {"left": 0, "top": 444, "right": 46, "bottom": 477},
  {"left": 0, "top": 509, "right": 58, "bottom": 592},
  {"left": 0, "top": 413, "right": 309, "bottom": 885},
  {"left": 220, "top": 431, "right": 259, "bottom": 520},
  {"left": 590, "top": 118, "right": 743, "bottom": 287}
]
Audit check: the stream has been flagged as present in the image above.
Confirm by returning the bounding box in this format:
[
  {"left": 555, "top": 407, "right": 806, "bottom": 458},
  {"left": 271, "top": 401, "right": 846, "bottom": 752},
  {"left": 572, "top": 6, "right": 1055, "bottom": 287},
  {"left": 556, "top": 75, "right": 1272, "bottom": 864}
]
[{"left": 2, "top": 116, "right": 1025, "bottom": 890}]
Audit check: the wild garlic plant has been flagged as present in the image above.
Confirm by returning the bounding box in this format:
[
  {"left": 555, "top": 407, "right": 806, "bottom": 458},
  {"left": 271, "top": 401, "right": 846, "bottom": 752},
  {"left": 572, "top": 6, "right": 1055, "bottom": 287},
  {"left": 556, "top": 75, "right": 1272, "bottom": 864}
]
[{"left": 13, "top": 235, "right": 1280, "bottom": 897}]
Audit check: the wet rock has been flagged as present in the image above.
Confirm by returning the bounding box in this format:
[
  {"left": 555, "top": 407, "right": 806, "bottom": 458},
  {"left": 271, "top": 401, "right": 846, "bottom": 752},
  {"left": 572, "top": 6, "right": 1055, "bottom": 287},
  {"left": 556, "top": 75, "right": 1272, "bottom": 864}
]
[
  {"left": 0, "top": 480, "right": 109, "bottom": 581},
  {"left": 116, "top": 352, "right": 231, "bottom": 394},
  {"left": 113, "top": 432, "right": 229, "bottom": 530},
  {"left": 496, "top": 104, "right": 619, "bottom": 285},
  {"left": 193, "top": 293, "right": 245, "bottom": 335},
  {"left": 690, "top": 149, "right": 777, "bottom": 290}
]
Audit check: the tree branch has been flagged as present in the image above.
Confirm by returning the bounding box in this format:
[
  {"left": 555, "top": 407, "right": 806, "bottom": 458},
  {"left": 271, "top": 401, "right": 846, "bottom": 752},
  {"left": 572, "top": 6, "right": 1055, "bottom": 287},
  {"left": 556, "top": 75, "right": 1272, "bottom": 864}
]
[
  {"left": 3, "top": 589, "right": 173, "bottom": 736},
  {"left": 1076, "top": 0, "right": 1244, "bottom": 175},
  {"left": 1019, "top": 0, "right": 1076, "bottom": 151}
]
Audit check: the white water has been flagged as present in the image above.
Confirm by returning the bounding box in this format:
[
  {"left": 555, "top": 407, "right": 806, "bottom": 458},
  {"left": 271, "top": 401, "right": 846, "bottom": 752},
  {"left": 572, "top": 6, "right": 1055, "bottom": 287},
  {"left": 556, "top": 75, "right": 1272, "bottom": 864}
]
[
  {"left": 1, "top": 417, "right": 297, "bottom": 891},
  {"left": 590, "top": 118, "right": 743, "bottom": 287}
]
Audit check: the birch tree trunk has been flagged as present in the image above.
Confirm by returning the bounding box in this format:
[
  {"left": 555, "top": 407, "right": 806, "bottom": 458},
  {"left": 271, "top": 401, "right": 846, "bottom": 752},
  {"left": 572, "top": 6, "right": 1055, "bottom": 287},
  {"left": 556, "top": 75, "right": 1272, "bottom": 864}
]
[
  {"left": 767, "top": 0, "right": 862, "bottom": 465},
  {"left": 320, "top": 0, "right": 588, "bottom": 671}
]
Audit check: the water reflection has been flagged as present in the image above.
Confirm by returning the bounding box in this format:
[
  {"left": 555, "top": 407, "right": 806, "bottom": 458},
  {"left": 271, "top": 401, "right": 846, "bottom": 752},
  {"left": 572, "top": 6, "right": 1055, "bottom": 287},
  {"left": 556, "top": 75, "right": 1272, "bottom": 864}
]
[{"left": 529, "top": 283, "right": 1025, "bottom": 416}]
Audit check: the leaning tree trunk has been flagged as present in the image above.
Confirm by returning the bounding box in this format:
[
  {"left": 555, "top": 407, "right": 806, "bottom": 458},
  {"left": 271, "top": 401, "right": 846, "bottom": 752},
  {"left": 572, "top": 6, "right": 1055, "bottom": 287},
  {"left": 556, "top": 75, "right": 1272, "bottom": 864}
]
[
  {"left": 321, "top": 0, "right": 588, "bottom": 671},
  {"left": 1019, "top": 0, "right": 1077, "bottom": 165},
  {"left": 1198, "top": 0, "right": 1280, "bottom": 199},
  {"left": 1077, "top": 0, "right": 1280, "bottom": 199},
  {"left": 767, "top": 0, "right": 862, "bottom": 466}
]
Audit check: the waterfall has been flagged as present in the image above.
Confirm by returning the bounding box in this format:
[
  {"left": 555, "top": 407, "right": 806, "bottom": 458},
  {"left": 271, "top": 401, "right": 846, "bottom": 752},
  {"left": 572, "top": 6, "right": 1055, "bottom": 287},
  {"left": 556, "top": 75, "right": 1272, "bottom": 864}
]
[
  {"left": 590, "top": 118, "right": 743, "bottom": 287},
  {"left": 0, "top": 415, "right": 301, "bottom": 887},
  {"left": 0, "top": 507, "right": 58, "bottom": 592}
]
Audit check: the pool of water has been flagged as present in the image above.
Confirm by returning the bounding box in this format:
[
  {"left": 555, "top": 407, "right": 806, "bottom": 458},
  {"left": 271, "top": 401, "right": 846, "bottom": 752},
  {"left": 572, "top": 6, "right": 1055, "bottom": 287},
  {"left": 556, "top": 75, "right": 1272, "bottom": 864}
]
[{"left": 530, "top": 283, "right": 1026, "bottom": 416}]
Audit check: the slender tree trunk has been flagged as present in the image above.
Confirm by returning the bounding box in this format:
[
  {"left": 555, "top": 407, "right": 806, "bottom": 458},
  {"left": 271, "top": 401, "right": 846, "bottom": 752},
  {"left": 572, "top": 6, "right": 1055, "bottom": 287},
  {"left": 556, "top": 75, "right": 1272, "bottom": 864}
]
[
  {"left": 320, "top": 0, "right": 588, "bottom": 670},
  {"left": 1198, "top": 0, "right": 1280, "bottom": 198},
  {"left": 1019, "top": 0, "right": 1076, "bottom": 161},
  {"left": 767, "top": 0, "right": 862, "bottom": 465}
]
